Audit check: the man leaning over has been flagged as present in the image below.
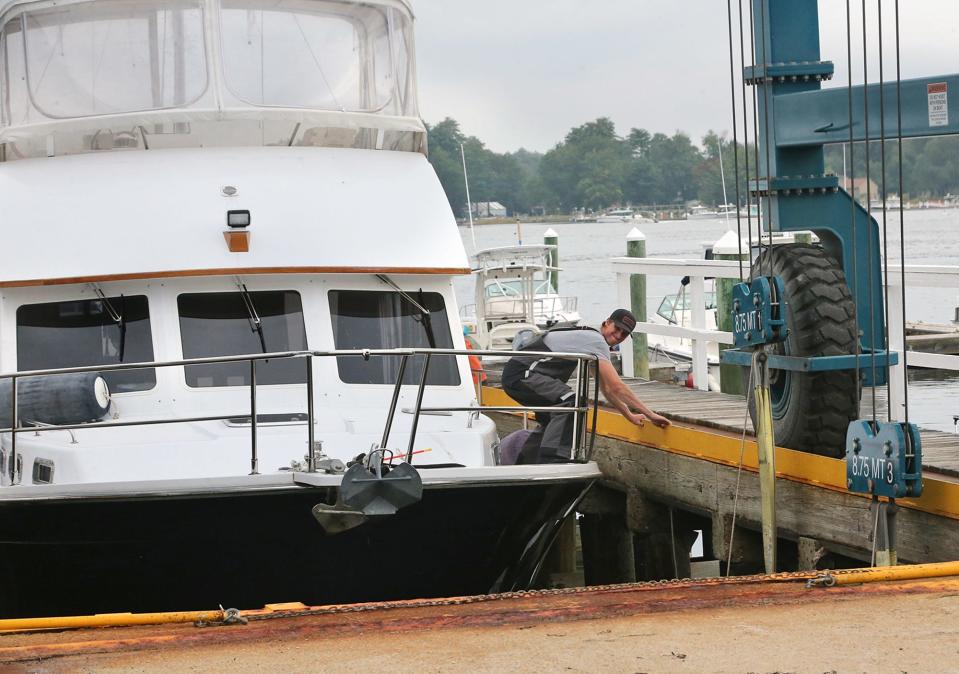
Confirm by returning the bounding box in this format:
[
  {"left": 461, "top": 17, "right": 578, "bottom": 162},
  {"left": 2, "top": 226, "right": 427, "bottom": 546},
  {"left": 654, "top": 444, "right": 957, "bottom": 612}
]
[{"left": 501, "top": 308, "right": 670, "bottom": 464}]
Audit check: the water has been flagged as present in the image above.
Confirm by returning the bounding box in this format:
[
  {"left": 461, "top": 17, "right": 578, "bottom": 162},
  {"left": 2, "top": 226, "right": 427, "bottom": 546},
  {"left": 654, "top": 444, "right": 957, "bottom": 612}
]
[{"left": 454, "top": 211, "right": 959, "bottom": 432}]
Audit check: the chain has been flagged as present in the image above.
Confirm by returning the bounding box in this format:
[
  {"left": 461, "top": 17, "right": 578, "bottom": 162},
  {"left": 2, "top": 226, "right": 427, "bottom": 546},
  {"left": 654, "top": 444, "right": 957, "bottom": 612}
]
[{"left": 236, "top": 570, "right": 824, "bottom": 624}]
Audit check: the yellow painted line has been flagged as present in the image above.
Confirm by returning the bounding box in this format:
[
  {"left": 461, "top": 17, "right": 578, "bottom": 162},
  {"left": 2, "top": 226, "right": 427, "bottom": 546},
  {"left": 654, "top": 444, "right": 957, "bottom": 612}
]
[{"left": 482, "top": 386, "right": 959, "bottom": 521}]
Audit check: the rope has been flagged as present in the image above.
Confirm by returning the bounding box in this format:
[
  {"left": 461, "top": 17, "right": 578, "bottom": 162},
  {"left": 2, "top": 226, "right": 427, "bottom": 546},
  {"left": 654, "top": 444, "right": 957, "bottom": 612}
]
[{"left": 725, "top": 362, "right": 755, "bottom": 576}]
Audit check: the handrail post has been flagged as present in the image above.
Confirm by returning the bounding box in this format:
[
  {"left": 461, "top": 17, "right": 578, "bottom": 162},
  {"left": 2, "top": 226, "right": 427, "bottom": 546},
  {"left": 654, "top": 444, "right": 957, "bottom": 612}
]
[
  {"left": 571, "top": 359, "right": 582, "bottom": 459},
  {"left": 305, "top": 355, "right": 316, "bottom": 471},
  {"left": 249, "top": 360, "right": 258, "bottom": 475},
  {"left": 406, "top": 354, "right": 431, "bottom": 463},
  {"left": 380, "top": 354, "right": 409, "bottom": 451},
  {"left": 690, "top": 274, "right": 708, "bottom": 391},
  {"left": 615, "top": 271, "right": 634, "bottom": 377},
  {"left": 9, "top": 375, "right": 17, "bottom": 485}
]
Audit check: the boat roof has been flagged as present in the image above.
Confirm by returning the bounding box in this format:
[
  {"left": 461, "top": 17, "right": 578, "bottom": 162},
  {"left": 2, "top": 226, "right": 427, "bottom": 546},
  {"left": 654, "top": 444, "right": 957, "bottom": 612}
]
[
  {"left": 472, "top": 245, "right": 559, "bottom": 274},
  {"left": 0, "top": 0, "right": 416, "bottom": 20}
]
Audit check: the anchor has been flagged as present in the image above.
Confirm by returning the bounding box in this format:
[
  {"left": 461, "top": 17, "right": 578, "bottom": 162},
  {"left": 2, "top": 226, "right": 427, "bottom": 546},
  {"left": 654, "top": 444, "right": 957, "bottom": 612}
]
[{"left": 312, "top": 450, "right": 423, "bottom": 535}]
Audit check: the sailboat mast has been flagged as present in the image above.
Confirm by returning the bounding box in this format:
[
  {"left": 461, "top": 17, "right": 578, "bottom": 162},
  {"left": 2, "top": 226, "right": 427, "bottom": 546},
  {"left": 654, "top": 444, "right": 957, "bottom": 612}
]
[{"left": 460, "top": 143, "right": 476, "bottom": 248}]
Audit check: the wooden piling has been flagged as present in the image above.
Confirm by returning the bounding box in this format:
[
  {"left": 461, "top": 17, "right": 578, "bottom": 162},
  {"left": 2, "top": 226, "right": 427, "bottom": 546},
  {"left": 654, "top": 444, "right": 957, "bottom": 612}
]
[
  {"left": 627, "top": 228, "right": 649, "bottom": 379},
  {"left": 578, "top": 485, "right": 636, "bottom": 585},
  {"left": 544, "top": 228, "right": 559, "bottom": 292}
]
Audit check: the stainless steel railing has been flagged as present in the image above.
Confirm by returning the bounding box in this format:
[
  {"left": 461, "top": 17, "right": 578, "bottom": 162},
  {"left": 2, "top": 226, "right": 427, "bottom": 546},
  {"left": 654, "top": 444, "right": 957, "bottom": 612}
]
[{"left": 0, "top": 347, "right": 600, "bottom": 485}]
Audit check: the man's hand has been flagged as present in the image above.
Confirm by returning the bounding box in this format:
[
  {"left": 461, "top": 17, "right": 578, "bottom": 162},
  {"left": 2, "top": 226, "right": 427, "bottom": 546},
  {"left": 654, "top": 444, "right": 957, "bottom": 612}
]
[{"left": 629, "top": 411, "right": 671, "bottom": 428}]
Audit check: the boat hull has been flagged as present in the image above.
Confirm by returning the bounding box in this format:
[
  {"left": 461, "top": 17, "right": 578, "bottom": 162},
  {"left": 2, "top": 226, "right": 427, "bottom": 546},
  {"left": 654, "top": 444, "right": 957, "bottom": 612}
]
[{"left": 0, "top": 477, "right": 592, "bottom": 619}]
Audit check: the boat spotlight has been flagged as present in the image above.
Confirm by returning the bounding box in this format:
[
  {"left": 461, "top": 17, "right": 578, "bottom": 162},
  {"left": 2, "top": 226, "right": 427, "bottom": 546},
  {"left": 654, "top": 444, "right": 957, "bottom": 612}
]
[{"left": 223, "top": 209, "right": 251, "bottom": 252}]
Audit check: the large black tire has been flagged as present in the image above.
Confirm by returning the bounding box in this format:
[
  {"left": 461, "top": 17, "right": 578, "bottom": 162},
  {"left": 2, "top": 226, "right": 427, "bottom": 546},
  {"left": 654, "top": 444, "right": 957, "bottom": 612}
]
[{"left": 745, "top": 243, "right": 860, "bottom": 456}]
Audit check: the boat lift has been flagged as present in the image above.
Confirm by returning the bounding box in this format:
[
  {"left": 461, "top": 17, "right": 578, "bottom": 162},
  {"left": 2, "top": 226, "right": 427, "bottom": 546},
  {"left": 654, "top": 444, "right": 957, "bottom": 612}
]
[{"left": 719, "top": 0, "right": 943, "bottom": 571}]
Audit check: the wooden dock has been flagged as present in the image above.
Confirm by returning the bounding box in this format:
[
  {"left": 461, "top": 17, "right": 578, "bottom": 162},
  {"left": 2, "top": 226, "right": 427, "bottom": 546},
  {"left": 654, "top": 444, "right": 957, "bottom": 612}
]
[
  {"left": 483, "top": 380, "right": 959, "bottom": 578},
  {"left": 618, "top": 378, "right": 959, "bottom": 478}
]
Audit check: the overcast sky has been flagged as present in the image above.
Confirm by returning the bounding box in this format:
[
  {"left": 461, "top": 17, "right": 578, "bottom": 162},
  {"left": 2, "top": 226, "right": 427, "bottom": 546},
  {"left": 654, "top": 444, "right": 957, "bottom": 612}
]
[{"left": 413, "top": 1, "right": 959, "bottom": 153}]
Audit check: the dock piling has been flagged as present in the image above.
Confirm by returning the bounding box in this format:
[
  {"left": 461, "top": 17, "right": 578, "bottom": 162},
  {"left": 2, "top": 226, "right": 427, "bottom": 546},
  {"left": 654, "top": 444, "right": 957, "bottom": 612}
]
[
  {"left": 544, "top": 228, "right": 559, "bottom": 291},
  {"left": 627, "top": 228, "right": 649, "bottom": 379}
]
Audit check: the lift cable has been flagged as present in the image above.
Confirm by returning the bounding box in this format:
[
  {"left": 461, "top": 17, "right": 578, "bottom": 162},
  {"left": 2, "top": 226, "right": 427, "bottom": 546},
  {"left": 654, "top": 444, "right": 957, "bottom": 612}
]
[
  {"left": 846, "top": 0, "right": 862, "bottom": 415},
  {"left": 747, "top": 0, "right": 762, "bottom": 277},
  {"left": 877, "top": 0, "right": 893, "bottom": 421},
  {"left": 725, "top": 0, "right": 744, "bottom": 281},
  {"left": 737, "top": 0, "right": 754, "bottom": 268},
  {"left": 861, "top": 0, "right": 878, "bottom": 426},
  {"left": 893, "top": 0, "right": 909, "bottom": 428},
  {"left": 758, "top": 0, "right": 775, "bottom": 279}
]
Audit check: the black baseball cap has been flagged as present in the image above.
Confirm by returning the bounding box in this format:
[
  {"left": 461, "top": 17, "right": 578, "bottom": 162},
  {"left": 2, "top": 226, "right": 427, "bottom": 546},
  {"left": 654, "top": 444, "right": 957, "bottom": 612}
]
[{"left": 608, "top": 308, "right": 637, "bottom": 335}]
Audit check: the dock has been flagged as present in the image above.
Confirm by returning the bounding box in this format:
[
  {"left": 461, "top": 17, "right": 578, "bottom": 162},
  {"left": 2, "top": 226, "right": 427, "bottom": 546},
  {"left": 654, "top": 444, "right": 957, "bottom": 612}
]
[{"left": 483, "top": 380, "right": 959, "bottom": 579}]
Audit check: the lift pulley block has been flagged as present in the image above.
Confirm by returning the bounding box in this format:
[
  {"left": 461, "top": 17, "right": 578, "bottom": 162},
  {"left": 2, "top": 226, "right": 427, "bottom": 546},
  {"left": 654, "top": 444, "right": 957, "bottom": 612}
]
[
  {"left": 730, "top": 276, "right": 788, "bottom": 349},
  {"left": 846, "top": 420, "right": 923, "bottom": 498}
]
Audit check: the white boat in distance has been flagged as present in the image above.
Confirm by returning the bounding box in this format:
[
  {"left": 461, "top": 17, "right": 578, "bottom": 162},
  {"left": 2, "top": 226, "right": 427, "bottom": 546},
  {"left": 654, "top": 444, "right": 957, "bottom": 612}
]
[
  {"left": 461, "top": 245, "right": 582, "bottom": 352},
  {"left": 595, "top": 208, "right": 655, "bottom": 224},
  {"left": 686, "top": 205, "right": 722, "bottom": 219},
  {"left": 0, "top": 0, "right": 600, "bottom": 619}
]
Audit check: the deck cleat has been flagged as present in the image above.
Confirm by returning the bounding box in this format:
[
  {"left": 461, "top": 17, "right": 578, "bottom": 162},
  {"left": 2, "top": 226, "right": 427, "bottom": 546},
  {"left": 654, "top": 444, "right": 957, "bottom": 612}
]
[{"left": 846, "top": 420, "right": 923, "bottom": 498}]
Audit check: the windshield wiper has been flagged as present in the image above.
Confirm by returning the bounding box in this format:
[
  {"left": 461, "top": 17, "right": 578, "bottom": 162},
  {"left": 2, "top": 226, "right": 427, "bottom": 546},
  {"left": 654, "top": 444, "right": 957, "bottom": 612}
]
[
  {"left": 93, "top": 286, "right": 127, "bottom": 362},
  {"left": 238, "top": 283, "right": 267, "bottom": 353},
  {"left": 376, "top": 274, "right": 437, "bottom": 348}
]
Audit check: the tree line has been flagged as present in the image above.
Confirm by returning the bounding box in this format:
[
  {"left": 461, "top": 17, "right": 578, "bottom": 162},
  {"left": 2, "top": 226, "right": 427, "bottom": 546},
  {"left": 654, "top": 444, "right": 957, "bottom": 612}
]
[{"left": 427, "top": 116, "right": 959, "bottom": 217}]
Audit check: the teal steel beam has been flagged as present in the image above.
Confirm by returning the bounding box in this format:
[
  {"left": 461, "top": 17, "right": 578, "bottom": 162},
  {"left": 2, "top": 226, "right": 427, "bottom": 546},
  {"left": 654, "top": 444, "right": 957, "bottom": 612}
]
[{"left": 775, "top": 74, "right": 959, "bottom": 147}]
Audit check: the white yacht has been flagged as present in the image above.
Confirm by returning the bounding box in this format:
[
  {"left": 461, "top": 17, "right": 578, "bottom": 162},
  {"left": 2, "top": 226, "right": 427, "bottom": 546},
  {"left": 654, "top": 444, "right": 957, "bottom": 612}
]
[
  {"left": 685, "top": 205, "right": 721, "bottom": 219},
  {"left": 595, "top": 208, "right": 654, "bottom": 224},
  {"left": 461, "top": 245, "right": 582, "bottom": 352},
  {"left": 0, "top": 0, "right": 600, "bottom": 619}
]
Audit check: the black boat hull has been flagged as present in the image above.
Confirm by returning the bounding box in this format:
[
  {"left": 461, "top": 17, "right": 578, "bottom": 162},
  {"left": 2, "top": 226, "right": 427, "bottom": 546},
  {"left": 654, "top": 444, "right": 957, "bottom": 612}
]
[{"left": 0, "top": 478, "right": 591, "bottom": 618}]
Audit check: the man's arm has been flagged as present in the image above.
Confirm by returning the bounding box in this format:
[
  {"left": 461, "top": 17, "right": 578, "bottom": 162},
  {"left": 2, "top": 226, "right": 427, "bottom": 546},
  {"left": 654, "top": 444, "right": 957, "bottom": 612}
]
[{"left": 597, "top": 359, "right": 671, "bottom": 428}]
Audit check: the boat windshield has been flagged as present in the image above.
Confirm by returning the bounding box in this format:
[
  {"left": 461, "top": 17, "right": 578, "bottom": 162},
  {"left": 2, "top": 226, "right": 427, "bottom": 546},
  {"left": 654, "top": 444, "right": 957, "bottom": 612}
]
[
  {"left": 485, "top": 279, "right": 556, "bottom": 298},
  {"left": 328, "top": 290, "right": 459, "bottom": 386},
  {"left": 656, "top": 291, "right": 717, "bottom": 324},
  {"left": 177, "top": 290, "right": 308, "bottom": 387},
  {"left": 16, "top": 295, "right": 157, "bottom": 393},
  {"left": 0, "top": 0, "right": 419, "bottom": 154}
]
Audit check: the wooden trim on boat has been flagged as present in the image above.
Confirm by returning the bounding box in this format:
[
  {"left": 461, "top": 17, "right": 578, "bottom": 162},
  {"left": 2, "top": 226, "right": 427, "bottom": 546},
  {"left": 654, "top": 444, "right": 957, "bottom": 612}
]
[{"left": 0, "top": 267, "right": 473, "bottom": 288}]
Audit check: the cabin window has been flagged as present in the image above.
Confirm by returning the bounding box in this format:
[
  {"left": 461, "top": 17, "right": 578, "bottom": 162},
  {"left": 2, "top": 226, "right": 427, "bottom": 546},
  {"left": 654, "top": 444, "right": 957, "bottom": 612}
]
[
  {"left": 329, "top": 290, "right": 460, "bottom": 386},
  {"left": 178, "top": 290, "right": 308, "bottom": 387},
  {"left": 17, "top": 0, "right": 208, "bottom": 119},
  {"left": 16, "top": 296, "right": 156, "bottom": 393}
]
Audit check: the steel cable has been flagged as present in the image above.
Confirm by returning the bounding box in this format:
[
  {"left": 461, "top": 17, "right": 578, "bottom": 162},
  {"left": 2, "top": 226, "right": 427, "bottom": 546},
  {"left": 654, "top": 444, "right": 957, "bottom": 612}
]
[
  {"left": 847, "top": 0, "right": 862, "bottom": 416},
  {"left": 726, "top": 0, "right": 745, "bottom": 280},
  {"left": 861, "top": 0, "right": 878, "bottom": 425},
  {"left": 893, "top": 0, "right": 909, "bottom": 428},
  {"left": 877, "top": 0, "right": 893, "bottom": 421}
]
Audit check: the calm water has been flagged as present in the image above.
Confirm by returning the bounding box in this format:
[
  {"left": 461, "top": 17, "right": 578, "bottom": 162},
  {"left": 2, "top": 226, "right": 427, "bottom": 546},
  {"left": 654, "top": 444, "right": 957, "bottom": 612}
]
[{"left": 454, "top": 210, "right": 959, "bottom": 432}]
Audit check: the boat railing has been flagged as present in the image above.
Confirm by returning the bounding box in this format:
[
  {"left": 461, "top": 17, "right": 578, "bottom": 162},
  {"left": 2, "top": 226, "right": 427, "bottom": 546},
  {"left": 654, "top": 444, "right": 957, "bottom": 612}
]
[
  {"left": 611, "top": 256, "right": 959, "bottom": 419},
  {"left": 0, "top": 348, "right": 600, "bottom": 485}
]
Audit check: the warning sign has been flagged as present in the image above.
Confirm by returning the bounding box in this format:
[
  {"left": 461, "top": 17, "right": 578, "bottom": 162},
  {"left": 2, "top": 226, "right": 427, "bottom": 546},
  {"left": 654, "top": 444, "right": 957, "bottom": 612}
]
[{"left": 928, "top": 82, "right": 948, "bottom": 127}]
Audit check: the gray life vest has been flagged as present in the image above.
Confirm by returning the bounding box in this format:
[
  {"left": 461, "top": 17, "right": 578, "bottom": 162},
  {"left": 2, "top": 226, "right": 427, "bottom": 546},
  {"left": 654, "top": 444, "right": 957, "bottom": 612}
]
[{"left": 502, "top": 326, "right": 601, "bottom": 384}]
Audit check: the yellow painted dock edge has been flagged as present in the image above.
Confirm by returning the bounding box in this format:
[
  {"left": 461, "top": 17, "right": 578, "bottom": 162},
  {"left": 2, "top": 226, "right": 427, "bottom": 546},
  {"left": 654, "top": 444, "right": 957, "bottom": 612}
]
[{"left": 481, "top": 386, "right": 959, "bottom": 521}]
